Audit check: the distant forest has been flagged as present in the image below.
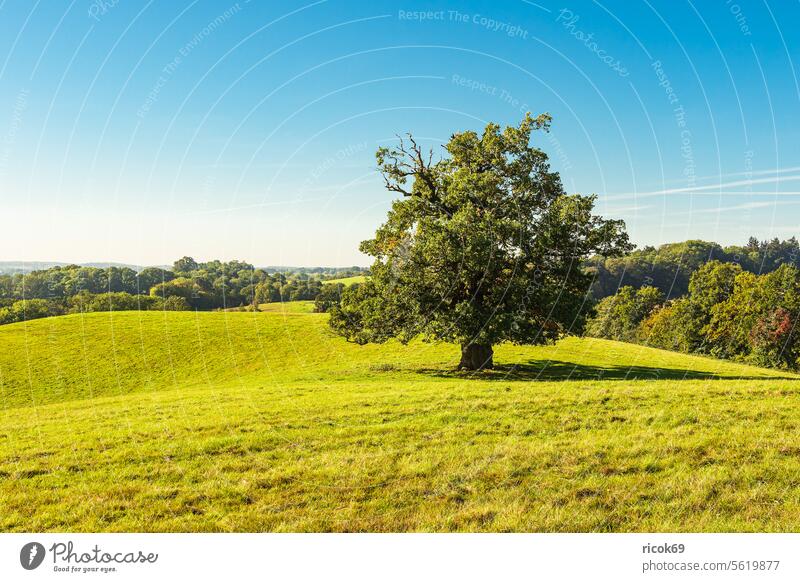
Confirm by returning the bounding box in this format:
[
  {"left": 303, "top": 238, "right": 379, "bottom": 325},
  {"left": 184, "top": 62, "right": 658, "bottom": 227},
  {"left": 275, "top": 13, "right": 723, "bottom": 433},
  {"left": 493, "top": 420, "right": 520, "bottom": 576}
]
[
  {"left": 589, "top": 237, "right": 800, "bottom": 299},
  {"left": 3, "top": 237, "right": 800, "bottom": 346},
  {"left": 0, "top": 256, "right": 366, "bottom": 325},
  {"left": 588, "top": 237, "right": 800, "bottom": 370}
]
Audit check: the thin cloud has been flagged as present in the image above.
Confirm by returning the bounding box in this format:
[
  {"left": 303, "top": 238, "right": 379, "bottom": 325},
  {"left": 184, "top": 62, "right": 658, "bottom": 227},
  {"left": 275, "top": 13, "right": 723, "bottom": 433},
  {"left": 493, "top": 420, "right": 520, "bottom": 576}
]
[
  {"left": 673, "top": 200, "right": 799, "bottom": 216},
  {"left": 606, "top": 174, "right": 800, "bottom": 201},
  {"left": 602, "top": 204, "right": 652, "bottom": 214}
]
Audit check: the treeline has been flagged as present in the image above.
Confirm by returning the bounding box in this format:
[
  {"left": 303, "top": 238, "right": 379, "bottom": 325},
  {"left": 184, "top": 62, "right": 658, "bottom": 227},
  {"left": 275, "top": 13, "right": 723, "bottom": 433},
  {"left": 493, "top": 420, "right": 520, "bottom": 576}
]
[
  {"left": 0, "top": 257, "right": 367, "bottom": 325},
  {"left": 0, "top": 294, "right": 190, "bottom": 325},
  {"left": 588, "top": 260, "right": 800, "bottom": 370},
  {"left": 589, "top": 237, "right": 800, "bottom": 299}
]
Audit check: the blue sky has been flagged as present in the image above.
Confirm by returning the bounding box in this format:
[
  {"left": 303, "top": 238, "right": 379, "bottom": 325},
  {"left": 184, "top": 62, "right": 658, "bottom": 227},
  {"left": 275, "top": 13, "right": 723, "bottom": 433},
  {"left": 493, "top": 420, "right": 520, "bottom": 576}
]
[{"left": 1, "top": 0, "right": 799, "bottom": 266}]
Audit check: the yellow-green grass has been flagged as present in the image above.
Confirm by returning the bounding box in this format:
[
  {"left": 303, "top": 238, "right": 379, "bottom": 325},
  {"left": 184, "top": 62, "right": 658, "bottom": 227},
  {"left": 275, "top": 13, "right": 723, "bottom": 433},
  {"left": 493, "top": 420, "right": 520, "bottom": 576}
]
[
  {"left": 256, "top": 300, "right": 315, "bottom": 314},
  {"left": 224, "top": 300, "right": 316, "bottom": 314},
  {"left": 1, "top": 311, "right": 799, "bottom": 532},
  {"left": 323, "top": 275, "right": 366, "bottom": 285}
]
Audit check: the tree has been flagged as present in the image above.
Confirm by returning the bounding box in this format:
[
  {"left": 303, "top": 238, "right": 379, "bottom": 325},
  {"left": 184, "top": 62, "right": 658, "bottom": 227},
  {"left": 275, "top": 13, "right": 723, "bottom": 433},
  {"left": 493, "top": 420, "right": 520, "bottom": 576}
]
[
  {"left": 586, "top": 285, "right": 663, "bottom": 342},
  {"left": 588, "top": 239, "right": 728, "bottom": 299},
  {"left": 640, "top": 298, "right": 697, "bottom": 353},
  {"left": 329, "top": 114, "right": 631, "bottom": 369},
  {"left": 678, "top": 260, "right": 742, "bottom": 353},
  {"left": 173, "top": 256, "right": 199, "bottom": 274},
  {"left": 137, "top": 267, "right": 175, "bottom": 293},
  {"left": 150, "top": 277, "right": 212, "bottom": 309},
  {"left": 314, "top": 283, "right": 346, "bottom": 313},
  {"left": 746, "top": 265, "right": 800, "bottom": 368}
]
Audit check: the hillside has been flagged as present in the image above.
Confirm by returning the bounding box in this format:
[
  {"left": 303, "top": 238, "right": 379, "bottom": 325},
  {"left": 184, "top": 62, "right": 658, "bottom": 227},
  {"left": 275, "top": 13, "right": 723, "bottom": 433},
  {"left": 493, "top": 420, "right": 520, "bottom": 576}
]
[{"left": 1, "top": 311, "right": 799, "bottom": 532}]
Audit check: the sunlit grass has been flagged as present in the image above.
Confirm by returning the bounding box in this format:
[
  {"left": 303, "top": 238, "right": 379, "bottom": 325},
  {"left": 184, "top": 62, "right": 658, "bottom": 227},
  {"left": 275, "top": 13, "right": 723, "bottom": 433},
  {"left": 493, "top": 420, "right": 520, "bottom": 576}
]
[
  {"left": 256, "top": 300, "right": 316, "bottom": 314},
  {"left": 1, "top": 311, "right": 798, "bottom": 531},
  {"left": 323, "top": 275, "right": 366, "bottom": 286}
]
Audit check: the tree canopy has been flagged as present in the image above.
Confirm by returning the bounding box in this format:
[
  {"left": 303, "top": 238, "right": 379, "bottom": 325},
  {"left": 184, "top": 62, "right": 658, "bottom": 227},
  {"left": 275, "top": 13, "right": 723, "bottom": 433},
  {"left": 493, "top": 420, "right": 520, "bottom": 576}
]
[
  {"left": 588, "top": 236, "right": 800, "bottom": 299},
  {"left": 330, "top": 114, "right": 632, "bottom": 369}
]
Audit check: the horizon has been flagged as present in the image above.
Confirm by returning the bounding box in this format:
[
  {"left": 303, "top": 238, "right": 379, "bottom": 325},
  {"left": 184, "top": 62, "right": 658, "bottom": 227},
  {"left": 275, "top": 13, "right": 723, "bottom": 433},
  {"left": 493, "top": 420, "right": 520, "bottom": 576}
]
[
  {"left": 2, "top": 1, "right": 800, "bottom": 264},
  {"left": 0, "top": 258, "right": 369, "bottom": 270},
  {"left": 2, "top": 233, "right": 798, "bottom": 271}
]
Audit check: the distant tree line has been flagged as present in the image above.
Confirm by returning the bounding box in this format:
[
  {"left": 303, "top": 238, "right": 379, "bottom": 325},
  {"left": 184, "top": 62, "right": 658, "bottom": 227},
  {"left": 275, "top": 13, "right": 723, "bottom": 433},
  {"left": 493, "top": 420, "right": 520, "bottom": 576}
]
[
  {"left": 589, "top": 237, "right": 800, "bottom": 299},
  {"left": 0, "top": 257, "right": 367, "bottom": 325},
  {"left": 587, "top": 255, "right": 800, "bottom": 370}
]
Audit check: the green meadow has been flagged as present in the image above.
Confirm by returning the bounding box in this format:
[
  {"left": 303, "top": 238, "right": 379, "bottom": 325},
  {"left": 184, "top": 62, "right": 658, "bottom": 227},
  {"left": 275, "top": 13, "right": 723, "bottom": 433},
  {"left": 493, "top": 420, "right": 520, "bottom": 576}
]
[
  {"left": 1, "top": 307, "right": 800, "bottom": 532},
  {"left": 323, "top": 275, "right": 367, "bottom": 286}
]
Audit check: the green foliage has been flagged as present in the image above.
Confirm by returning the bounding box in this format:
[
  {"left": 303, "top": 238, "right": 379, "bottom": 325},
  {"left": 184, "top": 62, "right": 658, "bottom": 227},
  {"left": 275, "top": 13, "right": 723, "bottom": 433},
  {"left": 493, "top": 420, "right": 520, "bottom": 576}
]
[
  {"left": 253, "top": 277, "right": 322, "bottom": 304},
  {"left": 0, "top": 299, "right": 61, "bottom": 324},
  {"left": 705, "top": 264, "right": 800, "bottom": 368},
  {"left": 639, "top": 298, "right": 698, "bottom": 353},
  {"left": 589, "top": 240, "right": 723, "bottom": 299},
  {"left": 594, "top": 259, "right": 800, "bottom": 370},
  {"left": 70, "top": 291, "right": 157, "bottom": 312},
  {"left": 173, "top": 256, "right": 199, "bottom": 274},
  {"left": 0, "top": 264, "right": 142, "bottom": 299},
  {"left": 163, "top": 296, "right": 191, "bottom": 311},
  {"left": 589, "top": 236, "right": 800, "bottom": 299},
  {"left": 137, "top": 267, "right": 175, "bottom": 291},
  {"left": 0, "top": 259, "right": 345, "bottom": 325},
  {"left": 586, "top": 286, "right": 663, "bottom": 342},
  {"left": 314, "top": 282, "right": 346, "bottom": 313},
  {"left": 684, "top": 260, "right": 743, "bottom": 354},
  {"left": 68, "top": 292, "right": 190, "bottom": 313},
  {"left": 150, "top": 277, "right": 212, "bottom": 310},
  {"left": 0, "top": 291, "right": 192, "bottom": 325},
  {"left": 688, "top": 260, "right": 742, "bottom": 313},
  {"left": 331, "top": 114, "right": 631, "bottom": 368}
]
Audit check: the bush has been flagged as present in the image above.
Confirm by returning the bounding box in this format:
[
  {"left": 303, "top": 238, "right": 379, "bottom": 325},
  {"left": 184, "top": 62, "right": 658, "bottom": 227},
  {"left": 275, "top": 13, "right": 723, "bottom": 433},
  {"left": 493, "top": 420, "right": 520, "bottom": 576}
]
[
  {"left": 68, "top": 292, "right": 190, "bottom": 314},
  {"left": 586, "top": 286, "right": 663, "bottom": 342},
  {"left": 0, "top": 299, "right": 61, "bottom": 325},
  {"left": 162, "top": 296, "right": 190, "bottom": 311}
]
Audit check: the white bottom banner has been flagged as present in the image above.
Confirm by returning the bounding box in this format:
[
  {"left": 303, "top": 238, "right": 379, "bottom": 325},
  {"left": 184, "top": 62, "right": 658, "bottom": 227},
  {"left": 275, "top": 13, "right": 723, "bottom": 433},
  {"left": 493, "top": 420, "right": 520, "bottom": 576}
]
[{"left": 0, "top": 533, "right": 797, "bottom": 581}]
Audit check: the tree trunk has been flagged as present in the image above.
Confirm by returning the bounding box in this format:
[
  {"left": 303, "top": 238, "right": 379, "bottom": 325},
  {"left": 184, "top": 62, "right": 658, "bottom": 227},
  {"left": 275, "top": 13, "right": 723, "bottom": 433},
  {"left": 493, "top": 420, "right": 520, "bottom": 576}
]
[{"left": 459, "top": 343, "right": 494, "bottom": 370}]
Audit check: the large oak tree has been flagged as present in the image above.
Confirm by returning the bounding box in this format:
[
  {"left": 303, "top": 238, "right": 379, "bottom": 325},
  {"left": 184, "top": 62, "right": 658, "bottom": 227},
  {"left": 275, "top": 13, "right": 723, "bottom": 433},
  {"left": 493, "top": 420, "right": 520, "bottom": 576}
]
[{"left": 330, "top": 114, "right": 632, "bottom": 370}]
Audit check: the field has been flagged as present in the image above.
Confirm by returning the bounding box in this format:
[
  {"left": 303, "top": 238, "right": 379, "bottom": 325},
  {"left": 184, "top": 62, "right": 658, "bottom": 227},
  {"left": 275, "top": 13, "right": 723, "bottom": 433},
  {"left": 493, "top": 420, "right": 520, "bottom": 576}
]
[
  {"left": 323, "top": 275, "right": 367, "bottom": 285},
  {"left": 257, "top": 301, "right": 316, "bottom": 314},
  {"left": 1, "top": 310, "right": 800, "bottom": 532}
]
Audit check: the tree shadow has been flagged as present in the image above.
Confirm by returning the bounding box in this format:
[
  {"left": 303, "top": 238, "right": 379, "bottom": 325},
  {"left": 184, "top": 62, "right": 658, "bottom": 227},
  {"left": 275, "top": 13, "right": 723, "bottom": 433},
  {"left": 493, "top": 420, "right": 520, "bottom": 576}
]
[{"left": 415, "top": 360, "right": 797, "bottom": 382}]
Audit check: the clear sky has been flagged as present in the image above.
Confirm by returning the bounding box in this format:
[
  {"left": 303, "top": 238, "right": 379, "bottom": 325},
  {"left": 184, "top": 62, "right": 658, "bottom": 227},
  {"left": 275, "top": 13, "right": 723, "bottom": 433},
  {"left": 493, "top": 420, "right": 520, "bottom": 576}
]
[{"left": 1, "top": 0, "right": 799, "bottom": 266}]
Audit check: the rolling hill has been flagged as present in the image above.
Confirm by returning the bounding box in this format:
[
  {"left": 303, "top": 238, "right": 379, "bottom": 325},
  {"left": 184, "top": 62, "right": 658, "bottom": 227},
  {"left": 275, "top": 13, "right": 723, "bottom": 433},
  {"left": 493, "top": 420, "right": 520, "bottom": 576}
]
[{"left": 1, "top": 309, "right": 799, "bottom": 532}]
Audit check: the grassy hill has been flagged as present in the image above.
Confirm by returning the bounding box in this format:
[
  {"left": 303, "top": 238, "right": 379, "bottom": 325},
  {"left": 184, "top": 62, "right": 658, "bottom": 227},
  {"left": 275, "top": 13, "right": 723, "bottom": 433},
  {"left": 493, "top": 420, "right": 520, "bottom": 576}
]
[{"left": 1, "top": 310, "right": 799, "bottom": 532}]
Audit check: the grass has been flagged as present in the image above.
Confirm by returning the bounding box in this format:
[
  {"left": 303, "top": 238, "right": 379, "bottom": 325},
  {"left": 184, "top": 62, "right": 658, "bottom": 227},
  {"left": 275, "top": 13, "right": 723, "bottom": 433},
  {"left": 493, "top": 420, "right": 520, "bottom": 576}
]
[
  {"left": 1, "top": 310, "right": 799, "bottom": 532},
  {"left": 256, "top": 300, "right": 316, "bottom": 314},
  {"left": 323, "top": 275, "right": 366, "bottom": 285}
]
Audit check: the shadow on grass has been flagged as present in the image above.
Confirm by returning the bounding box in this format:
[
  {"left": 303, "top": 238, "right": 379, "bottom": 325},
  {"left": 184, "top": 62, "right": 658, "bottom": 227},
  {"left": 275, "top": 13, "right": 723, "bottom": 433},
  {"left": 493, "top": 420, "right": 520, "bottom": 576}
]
[{"left": 415, "top": 360, "right": 797, "bottom": 382}]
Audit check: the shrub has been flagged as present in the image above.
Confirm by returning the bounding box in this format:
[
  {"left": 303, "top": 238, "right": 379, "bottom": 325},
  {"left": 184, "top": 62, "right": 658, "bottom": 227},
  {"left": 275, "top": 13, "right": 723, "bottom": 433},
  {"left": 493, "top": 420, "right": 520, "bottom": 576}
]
[
  {"left": 162, "top": 296, "right": 190, "bottom": 311},
  {"left": 586, "top": 286, "right": 663, "bottom": 342},
  {"left": 0, "top": 299, "right": 60, "bottom": 324}
]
